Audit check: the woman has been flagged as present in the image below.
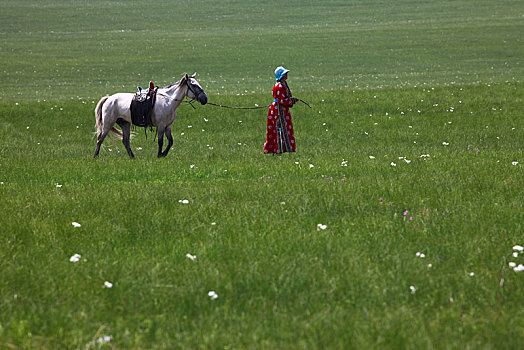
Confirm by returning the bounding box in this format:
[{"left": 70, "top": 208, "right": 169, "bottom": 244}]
[{"left": 264, "top": 66, "right": 298, "bottom": 154}]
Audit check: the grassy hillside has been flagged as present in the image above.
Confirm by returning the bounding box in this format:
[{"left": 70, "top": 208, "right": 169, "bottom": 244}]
[{"left": 1, "top": 0, "right": 521, "bottom": 99}]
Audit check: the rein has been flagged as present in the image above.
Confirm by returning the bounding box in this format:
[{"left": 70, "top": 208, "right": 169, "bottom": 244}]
[
  {"left": 207, "top": 102, "right": 270, "bottom": 110},
  {"left": 296, "top": 99, "right": 312, "bottom": 108},
  {"left": 179, "top": 78, "right": 313, "bottom": 110},
  {"left": 205, "top": 99, "right": 312, "bottom": 110}
]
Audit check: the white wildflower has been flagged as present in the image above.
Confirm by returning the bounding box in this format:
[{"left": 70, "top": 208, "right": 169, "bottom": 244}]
[
  {"left": 208, "top": 291, "right": 218, "bottom": 300},
  {"left": 514, "top": 264, "right": 524, "bottom": 272},
  {"left": 69, "top": 254, "right": 81, "bottom": 262},
  {"left": 186, "top": 253, "right": 196, "bottom": 261},
  {"left": 72, "top": 222, "right": 81, "bottom": 228},
  {"left": 103, "top": 281, "right": 113, "bottom": 288},
  {"left": 96, "top": 335, "right": 112, "bottom": 344}
]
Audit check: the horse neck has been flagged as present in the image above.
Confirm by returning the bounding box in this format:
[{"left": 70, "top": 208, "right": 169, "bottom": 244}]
[{"left": 164, "top": 83, "right": 187, "bottom": 108}]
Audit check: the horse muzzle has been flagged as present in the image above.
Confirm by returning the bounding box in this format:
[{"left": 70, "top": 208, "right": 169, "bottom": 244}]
[{"left": 198, "top": 92, "right": 208, "bottom": 105}]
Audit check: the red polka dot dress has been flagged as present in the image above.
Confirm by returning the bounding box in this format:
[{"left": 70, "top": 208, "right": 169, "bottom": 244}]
[{"left": 263, "top": 82, "right": 296, "bottom": 154}]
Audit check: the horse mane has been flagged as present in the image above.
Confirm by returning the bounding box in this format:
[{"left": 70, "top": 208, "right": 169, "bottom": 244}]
[{"left": 161, "top": 75, "right": 188, "bottom": 90}]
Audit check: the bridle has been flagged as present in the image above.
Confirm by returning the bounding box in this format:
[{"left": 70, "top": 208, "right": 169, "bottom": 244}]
[
  {"left": 185, "top": 78, "right": 205, "bottom": 102},
  {"left": 161, "top": 77, "right": 204, "bottom": 108}
]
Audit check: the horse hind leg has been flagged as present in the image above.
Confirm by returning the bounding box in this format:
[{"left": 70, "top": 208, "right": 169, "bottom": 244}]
[
  {"left": 116, "top": 119, "right": 135, "bottom": 158},
  {"left": 94, "top": 119, "right": 119, "bottom": 158},
  {"left": 94, "top": 100, "right": 117, "bottom": 158},
  {"left": 94, "top": 127, "right": 110, "bottom": 158}
]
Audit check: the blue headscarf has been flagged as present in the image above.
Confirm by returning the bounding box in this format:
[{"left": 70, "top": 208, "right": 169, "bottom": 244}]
[{"left": 275, "top": 66, "right": 290, "bottom": 81}]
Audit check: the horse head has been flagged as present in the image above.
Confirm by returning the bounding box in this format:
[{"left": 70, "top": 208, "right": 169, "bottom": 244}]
[{"left": 184, "top": 73, "right": 208, "bottom": 105}]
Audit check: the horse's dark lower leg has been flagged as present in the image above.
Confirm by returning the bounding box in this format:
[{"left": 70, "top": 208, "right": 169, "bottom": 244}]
[
  {"left": 94, "top": 129, "right": 110, "bottom": 158},
  {"left": 160, "top": 126, "right": 173, "bottom": 157},
  {"left": 157, "top": 128, "right": 165, "bottom": 158},
  {"left": 117, "top": 119, "right": 134, "bottom": 158}
]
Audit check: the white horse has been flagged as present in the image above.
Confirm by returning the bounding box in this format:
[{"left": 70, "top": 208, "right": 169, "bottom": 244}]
[{"left": 94, "top": 73, "right": 207, "bottom": 158}]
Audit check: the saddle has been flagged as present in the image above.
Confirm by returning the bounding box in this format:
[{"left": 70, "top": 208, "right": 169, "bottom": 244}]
[{"left": 130, "top": 81, "right": 157, "bottom": 127}]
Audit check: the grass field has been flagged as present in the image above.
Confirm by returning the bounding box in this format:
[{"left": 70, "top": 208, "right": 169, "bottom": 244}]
[{"left": 1, "top": 0, "right": 523, "bottom": 348}]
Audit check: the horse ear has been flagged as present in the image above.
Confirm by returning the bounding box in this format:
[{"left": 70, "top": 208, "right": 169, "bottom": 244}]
[
  {"left": 184, "top": 73, "right": 189, "bottom": 80},
  {"left": 192, "top": 72, "right": 197, "bottom": 78}
]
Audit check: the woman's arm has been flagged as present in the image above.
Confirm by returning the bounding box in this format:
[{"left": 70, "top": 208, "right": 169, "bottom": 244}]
[{"left": 274, "top": 83, "right": 295, "bottom": 107}]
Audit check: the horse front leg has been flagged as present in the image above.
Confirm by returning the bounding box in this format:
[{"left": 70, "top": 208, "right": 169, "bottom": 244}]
[
  {"left": 161, "top": 126, "right": 174, "bottom": 157},
  {"left": 157, "top": 127, "right": 165, "bottom": 158}
]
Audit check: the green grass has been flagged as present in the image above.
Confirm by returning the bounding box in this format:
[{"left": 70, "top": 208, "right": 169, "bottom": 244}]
[
  {"left": 1, "top": 0, "right": 523, "bottom": 348},
  {"left": 2, "top": 0, "right": 522, "bottom": 99}
]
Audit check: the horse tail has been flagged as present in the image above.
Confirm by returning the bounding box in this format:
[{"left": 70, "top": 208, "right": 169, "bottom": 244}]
[
  {"left": 94, "top": 95, "right": 123, "bottom": 139},
  {"left": 95, "top": 96, "right": 108, "bottom": 138}
]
